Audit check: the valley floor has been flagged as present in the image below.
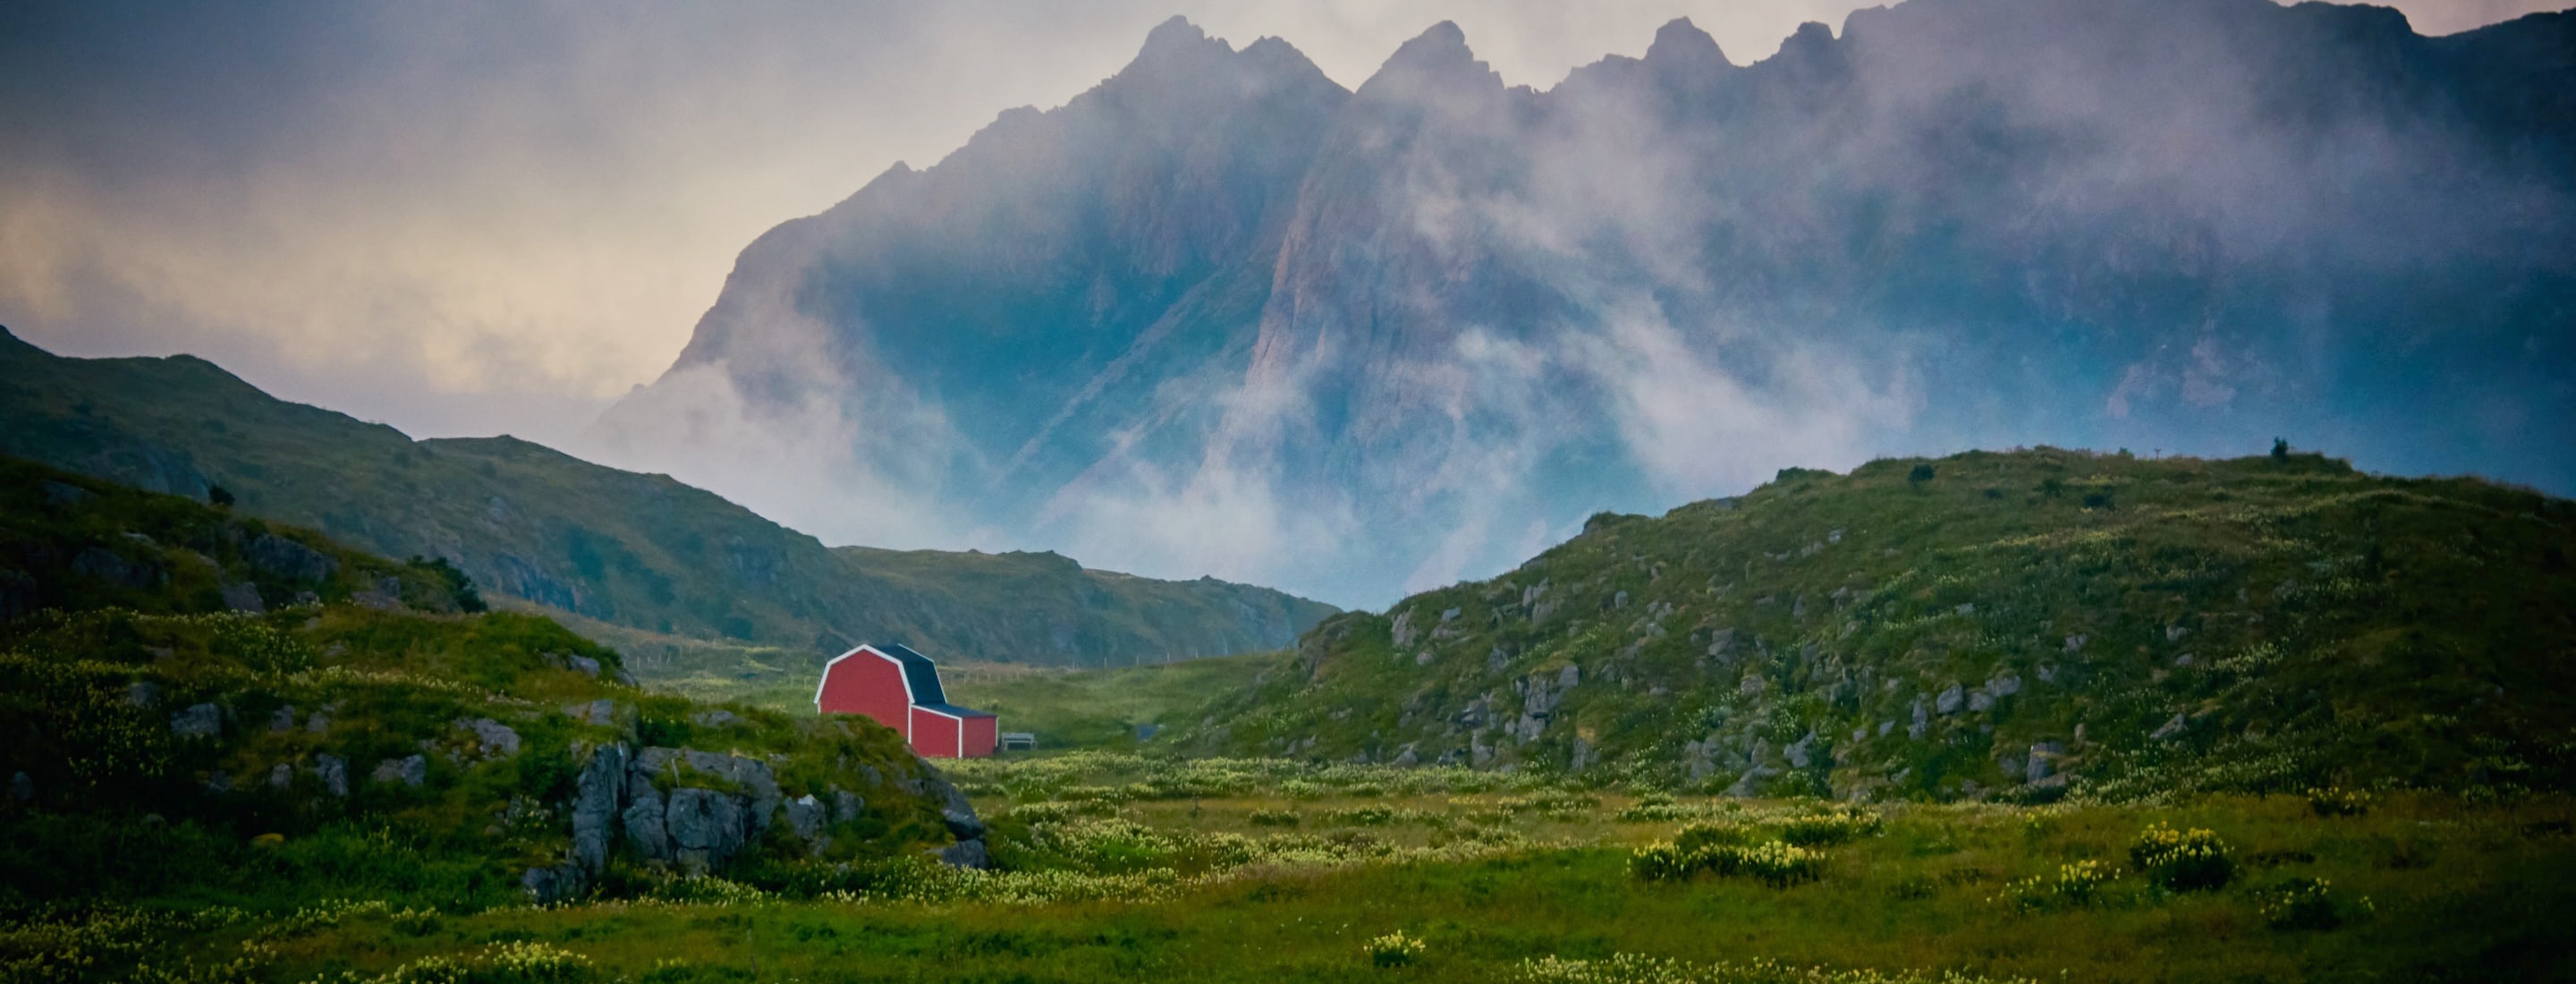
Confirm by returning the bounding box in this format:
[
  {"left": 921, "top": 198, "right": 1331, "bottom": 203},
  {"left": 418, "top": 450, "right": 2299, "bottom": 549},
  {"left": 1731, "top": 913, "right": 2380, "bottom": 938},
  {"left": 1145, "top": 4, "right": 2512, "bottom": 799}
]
[{"left": 11, "top": 755, "right": 2572, "bottom": 984}]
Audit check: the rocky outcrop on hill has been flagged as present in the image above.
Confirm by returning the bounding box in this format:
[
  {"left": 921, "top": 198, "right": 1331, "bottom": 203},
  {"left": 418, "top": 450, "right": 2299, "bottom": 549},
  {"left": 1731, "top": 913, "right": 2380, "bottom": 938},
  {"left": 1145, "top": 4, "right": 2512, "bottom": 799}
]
[
  {"left": 559, "top": 742, "right": 977, "bottom": 877},
  {"left": 1176, "top": 449, "right": 2576, "bottom": 802}
]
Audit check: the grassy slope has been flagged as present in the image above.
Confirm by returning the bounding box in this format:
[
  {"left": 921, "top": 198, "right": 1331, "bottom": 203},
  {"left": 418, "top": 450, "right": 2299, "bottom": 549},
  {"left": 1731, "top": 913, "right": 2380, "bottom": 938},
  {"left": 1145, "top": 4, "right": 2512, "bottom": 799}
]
[
  {"left": 939, "top": 652, "right": 1286, "bottom": 750},
  {"left": 1177, "top": 448, "right": 2576, "bottom": 800},
  {"left": 0, "top": 460, "right": 956, "bottom": 915},
  {"left": 0, "top": 327, "right": 1335, "bottom": 666}
]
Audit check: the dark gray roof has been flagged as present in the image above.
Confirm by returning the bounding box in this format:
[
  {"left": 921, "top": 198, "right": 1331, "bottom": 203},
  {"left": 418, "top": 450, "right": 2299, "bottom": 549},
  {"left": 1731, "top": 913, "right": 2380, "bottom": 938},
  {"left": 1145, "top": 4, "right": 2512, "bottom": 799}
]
[
  {"left": 913, "top": 702, "right": 996, "bottom": 719},
  {"left": 877, "top": 643, "right": 948, "bottom": 706}
]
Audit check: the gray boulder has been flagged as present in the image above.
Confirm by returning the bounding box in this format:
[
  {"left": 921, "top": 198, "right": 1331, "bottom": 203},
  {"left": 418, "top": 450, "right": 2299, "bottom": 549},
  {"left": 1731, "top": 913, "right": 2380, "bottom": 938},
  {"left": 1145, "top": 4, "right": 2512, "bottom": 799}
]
[
  {"left": 268, "top": 706, "right": 299, "bottom": 733},
  {"left": 2026, "top": 742, "right": 2067, "bottom": 784},
  {"left": 1987, "top": 673, "right": 2022, "bottom": 698},
  {"left": 564, "top": 699, "right": 616, "bottom": 725},
  {"left": 665, "top": 787, "right": 748, "bottom": 872},
  {"left": 784, "top": 793, "right": 828, "bottom": 844},
  {"left": 1783, "top": 731, "right": 1819, "bottom": 769},
  {"left": 1967, "top": 689, "right": 1995, "bottom": 713},
  {"left": 247, "top": 534, "right": 339, "bottom": 582},
  {"left": 939, "top": 838, "right": 990, "bottom": 869},
  {"left": 125, "top": 680, "right": 161, "bottom": 708},
  {"left": 1936, "top": 684, "right": 1965, "bottom": 716},
  {"left": 219, "top": 582, "right": 266, "bottom": 614},
  {"left": 2150, "top": 713, "right": 2189, "bottom": 742},
  {"left": 916, "top": 764, "right": 984, "bottom": 841},
  {"left": 459, "top": 718, "right": 521, "bottom": 758},
  {"left": 622, "top": 784, "right": 670, "bottom": 861},
  {"left": 693, "top": 709, "right": 738, "bottom": 728},
  {"left": 171, "top": 703, "right": 223, "bottom": 740},
  {"left": 371, "top": 754, "right": 427, "bottom": 787},
  {"left": 267, "top": 762, "right": 292, "bottom": 790},
  {"left": 834, "top": 789, "right": 865, "bottom": 825},
  {"left": 572, "top": 744, "right": 628, "bottom": 873},
  {"left": 566, "top": 655, "right": 603, "bottom": 677},
  {"left": 309, "top": 754, "right": 349, "bottom": 797}
]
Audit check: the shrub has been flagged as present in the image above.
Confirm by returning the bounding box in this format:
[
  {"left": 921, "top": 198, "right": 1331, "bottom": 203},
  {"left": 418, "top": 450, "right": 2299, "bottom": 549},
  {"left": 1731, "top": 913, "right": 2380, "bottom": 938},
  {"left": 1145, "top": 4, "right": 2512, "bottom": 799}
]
[
  {"left": 1729, "top": 841, "right": 1827, "bottom": 886},
  {"left": 2306, "top": 787, "right": 2372, "bottom": 818},
  {"left": 1780, "top": 806, "right": 1883, "bottom": 847},
  {"left": 1630, "top": 842, "right": 1694, "bottom": 882},
  {"left": 481, "top": 940, "right": 594, "bottom": 984},
  {"left": 2259, "top": 877, "right": 2371, "bottom": 931},
  {"left": 1674, "top": 820, "right": 1749, "bottom": 853},
  {"left": 1630, "top": 836, "right": 1823, "bottom": 887},
  {"left": 1326, "top": 805, "right": 1394, "bottom": 826},
  {"left": 1366, "top": 929, "right": 1426, "bottom": 968},
  {"left": 1995, "top": 860, "right": 2114, "bottom": 912},
  {"left": 2129, "top": 823, "right": 2234, "bottom": 891}
]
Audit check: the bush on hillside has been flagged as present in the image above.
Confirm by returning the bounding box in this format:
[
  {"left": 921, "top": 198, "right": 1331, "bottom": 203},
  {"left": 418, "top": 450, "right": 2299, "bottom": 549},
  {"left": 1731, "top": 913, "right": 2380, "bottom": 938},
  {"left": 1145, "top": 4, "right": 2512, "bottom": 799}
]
[
  {"left": 2129, "top": 823, "right": 2234, "bottom": 891},
  {"left": 1780, "top": 806, "right": 1883, "bottom": 846}
]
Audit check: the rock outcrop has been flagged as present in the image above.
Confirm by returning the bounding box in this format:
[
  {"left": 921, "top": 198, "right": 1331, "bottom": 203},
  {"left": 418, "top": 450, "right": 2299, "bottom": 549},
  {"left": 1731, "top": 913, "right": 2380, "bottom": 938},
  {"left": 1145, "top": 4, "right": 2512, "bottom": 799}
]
[{"left": 561, "top": 743, "right": 966, "bottom": 877}]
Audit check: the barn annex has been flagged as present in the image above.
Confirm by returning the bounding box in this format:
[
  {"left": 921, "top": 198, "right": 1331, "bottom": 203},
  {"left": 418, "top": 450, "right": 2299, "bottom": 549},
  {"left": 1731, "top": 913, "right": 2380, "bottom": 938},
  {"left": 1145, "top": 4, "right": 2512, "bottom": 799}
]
[{"left": 813, "top": 643, "right": 998, "bottom": 759}]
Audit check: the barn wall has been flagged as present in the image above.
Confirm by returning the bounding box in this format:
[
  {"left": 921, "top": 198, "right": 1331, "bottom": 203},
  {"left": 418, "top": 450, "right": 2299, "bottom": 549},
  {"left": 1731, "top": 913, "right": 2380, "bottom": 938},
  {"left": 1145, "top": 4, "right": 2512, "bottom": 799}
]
[
  {"left": 818, "top": 649, "right": 913, "bottom": 741},
  {"left": 960, "top": 716, "right": 997, "bottom": 759},
  {"left": 911, "top": 708, "right": 964, "bottom": 759}
]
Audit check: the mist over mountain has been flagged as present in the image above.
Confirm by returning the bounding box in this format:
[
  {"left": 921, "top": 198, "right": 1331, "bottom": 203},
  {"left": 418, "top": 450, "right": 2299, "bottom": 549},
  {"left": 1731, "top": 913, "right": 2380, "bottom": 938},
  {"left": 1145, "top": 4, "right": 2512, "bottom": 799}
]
[{"left": 588, "top": 0, "right": 2576, "bottom": 608}]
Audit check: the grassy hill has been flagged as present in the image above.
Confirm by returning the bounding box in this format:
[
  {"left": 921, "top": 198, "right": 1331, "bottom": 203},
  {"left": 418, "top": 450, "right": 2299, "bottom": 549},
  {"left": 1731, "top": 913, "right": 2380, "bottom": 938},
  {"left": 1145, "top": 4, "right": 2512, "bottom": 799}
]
[
  {"left": 0, "top": 456, "right": 975, "bottom": 915},
  {"left": 0, "top": 327, "right": 1335, "bottom": 669},
  {"left": 1173, "top": 447, "right": 2576, "bottom": 801},
  {"left": 5, "top": 454, "right": 2572, "bottom": 982}
]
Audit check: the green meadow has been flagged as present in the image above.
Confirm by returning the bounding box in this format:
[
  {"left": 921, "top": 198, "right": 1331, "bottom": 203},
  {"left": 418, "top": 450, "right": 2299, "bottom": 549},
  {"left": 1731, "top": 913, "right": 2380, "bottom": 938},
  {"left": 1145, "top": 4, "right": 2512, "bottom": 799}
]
[{"left": 13, "top": 753, "right": 2570, "bottom": 983}]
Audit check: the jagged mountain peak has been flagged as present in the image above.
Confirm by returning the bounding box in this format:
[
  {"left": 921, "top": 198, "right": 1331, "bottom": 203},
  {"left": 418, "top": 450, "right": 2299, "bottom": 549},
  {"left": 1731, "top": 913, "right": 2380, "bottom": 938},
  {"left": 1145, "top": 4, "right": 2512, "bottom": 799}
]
[
  {"left": 1645, "top": 17, "right": 1729, "bottom": 69},
  {"left": 594, "top": 0, "right": 2576, "bottom": 608},
  {"left": 1140, "top": 14, "right": 1211, "bottom": 53},
  {"left": 1357, "top": 20, "right": 1504, "bottom": 98}
]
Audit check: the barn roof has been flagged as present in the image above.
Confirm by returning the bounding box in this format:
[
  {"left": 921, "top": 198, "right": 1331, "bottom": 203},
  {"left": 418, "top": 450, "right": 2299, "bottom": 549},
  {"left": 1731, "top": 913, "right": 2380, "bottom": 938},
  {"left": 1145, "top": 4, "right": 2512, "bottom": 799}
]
[
  {"left": 912, "top": 702, "right": 997, "bottom": 719},
  {"left": 877, "top": 643, "right": 948, "bottom": 706}
]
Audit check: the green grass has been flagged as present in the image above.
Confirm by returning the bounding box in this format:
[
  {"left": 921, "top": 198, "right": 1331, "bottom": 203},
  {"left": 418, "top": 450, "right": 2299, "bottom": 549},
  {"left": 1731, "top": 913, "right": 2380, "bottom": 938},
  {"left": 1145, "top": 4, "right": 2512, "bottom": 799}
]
[
  {"left": 30, "top": 761, "right": 2569, "bottom": 983},
  {"left": 941, "top": 652, "right": 1286, "bottom": 751}
]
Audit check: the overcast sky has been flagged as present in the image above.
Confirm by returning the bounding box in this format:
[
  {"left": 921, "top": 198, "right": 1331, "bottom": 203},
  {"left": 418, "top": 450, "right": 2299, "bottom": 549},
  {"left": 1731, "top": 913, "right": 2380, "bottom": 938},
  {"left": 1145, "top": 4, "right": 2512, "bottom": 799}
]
[{"left": 0, "top": 0, "right": 2560, "bottom": 451}]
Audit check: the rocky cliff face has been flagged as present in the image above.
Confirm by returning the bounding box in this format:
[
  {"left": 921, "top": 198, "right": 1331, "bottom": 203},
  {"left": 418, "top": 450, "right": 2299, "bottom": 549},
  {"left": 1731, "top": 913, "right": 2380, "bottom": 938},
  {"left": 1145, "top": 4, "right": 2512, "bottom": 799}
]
[{"left": 593, "top": 0, "right": 2576, "bottom": 607}]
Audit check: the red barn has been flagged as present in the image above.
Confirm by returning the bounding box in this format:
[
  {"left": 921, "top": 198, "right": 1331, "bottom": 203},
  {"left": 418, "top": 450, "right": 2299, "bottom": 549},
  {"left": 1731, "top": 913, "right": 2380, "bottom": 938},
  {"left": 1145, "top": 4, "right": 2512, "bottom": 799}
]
[{"left": 813, "top": 643, "right": 997, "bottom": 759}]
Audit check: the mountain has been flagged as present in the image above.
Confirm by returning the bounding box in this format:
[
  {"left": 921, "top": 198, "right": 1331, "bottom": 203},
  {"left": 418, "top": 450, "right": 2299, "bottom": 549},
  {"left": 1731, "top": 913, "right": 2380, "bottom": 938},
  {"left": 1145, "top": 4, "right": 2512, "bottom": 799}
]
[
  {"left": 1165, "top": 447, "right": 2576, "bottom": 801},
  {"left": 590, "top": 0, "right": 2576, "bottom": 608},
  {"left": 0, "top": 456, "right": 978, "bottom": 909},
  {"left": 0, "top": 327, "right": 1335, "bottom": 666}
]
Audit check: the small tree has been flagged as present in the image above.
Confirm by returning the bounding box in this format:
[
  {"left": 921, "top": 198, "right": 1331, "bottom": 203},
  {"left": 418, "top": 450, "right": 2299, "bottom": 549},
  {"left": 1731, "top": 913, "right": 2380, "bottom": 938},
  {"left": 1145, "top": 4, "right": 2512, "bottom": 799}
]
[
  {"left": 2271, "top": 437, "right": 2290, "bottom": 462},
  {"left": 208, "top": 485, "right": 235, "bottom": 507},
  {"left": 1907, "top": 463, "right": 1936, "bottom": 487}
]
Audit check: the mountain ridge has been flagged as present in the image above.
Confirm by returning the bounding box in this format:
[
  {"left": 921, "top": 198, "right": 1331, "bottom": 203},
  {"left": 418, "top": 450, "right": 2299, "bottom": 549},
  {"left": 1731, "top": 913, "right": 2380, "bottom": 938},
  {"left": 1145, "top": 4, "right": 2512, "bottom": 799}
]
[
  {"left": 589, "top": 0, "right": 2576, "bottom": 609},
  {"left": 0, "top": 326, "right": 1335, "bottom": 666}
]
